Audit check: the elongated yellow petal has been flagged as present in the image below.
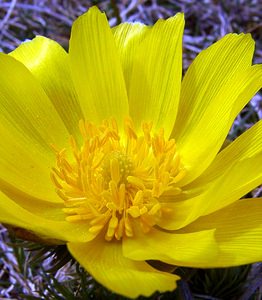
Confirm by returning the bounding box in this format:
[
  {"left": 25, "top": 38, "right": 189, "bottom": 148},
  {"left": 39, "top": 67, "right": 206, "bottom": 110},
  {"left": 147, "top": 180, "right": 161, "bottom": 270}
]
[
  {"left": 128, "top": 13, "right": 184, "bottom": 136},
  {"left": 175, "top": 33, "right": 254, "bottom": 136},
  {"left": 1, "top": 126, "right": 58, "bottom": 202},
  {"left": 159, "top": 161, "right": 261, "bottom": 231},
  {"left": 189, "top": 120, "right": 262, "bottom": 214},
  {"left": 9, "top": 36, "right": 84, "bottom": 140},
  {"left": 187, "top": 120, "right": 262, "bottom": 186},
  {"left": 0, "top": 53, "right": 69, "bottom": 148},
  {"left": 158, "top": 121, "right": 262, "bottom": 230},
  {"left": 69, "top": 7, "right": 129, "bottom": 125},
  {"left": 0, "top": 192, "right": 96, "bottom": 243},
  {"left": 1, "top": 180, "right": 64, "bottom": 219},
  {"left": 173, "top": 34, "right": 262, "bottom": 184},
  {"left": 180, "top": 198, "right": 262, "bottom": 267},
  {"left": 0, "top": 54, "right": 69, "bottom": 202},
  {"left": 157, "top": 193, "right": 204, "bottom": 230},
  {"left": 68, "top": 239, "right": 179, "bottom": 298},
  {"left": 123, "top": 226, "right": 218, "bottom": 267},
  {"left": 112, "top": 22, "right": 148, "bottom": 94},
  {"left": 203, "top": 158, "right": 262, "bottom": 215}
]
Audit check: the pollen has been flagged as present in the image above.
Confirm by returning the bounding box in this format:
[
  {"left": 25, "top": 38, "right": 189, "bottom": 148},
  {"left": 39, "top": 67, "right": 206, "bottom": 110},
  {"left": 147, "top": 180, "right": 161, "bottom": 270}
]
[{"left": 51, "top": 117, "right": 186, "bottom": 241}]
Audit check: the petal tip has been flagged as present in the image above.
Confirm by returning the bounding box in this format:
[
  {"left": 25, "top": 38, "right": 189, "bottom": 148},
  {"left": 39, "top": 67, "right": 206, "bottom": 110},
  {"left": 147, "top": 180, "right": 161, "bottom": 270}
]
[
  {"left": 168, "top": 12, "right": 185, "bottom": 26},
  {"left": 79, "top": 6, "right": 105, "bottom": 20}
]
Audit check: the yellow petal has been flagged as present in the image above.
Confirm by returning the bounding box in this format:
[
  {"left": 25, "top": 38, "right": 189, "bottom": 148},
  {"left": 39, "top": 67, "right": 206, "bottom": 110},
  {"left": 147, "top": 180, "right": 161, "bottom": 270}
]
[
  {"left": 0, "top": 54, "right": 69, "bottom": 202},
  {"left": 175, "top": 33, "right": 254, "bottom": 136},
  {"left": 189, "top": 120, "right": 262, "bottom": 214},
  {"left": 123, "top": 226, "right": 218, "bottom": 267},
  {"left": 69, "top": 7, "right": 129, "bottom": 125},
  {"left": 0, "top": 53, "right": 68, "bottom": 148},
  {"left": 1, "top": 127, "right": 58, "bottom": 202},
  {"left": 158, "top": 120, "right": 262, "bottom": 230},
  {"left": 9, "top": 36, "right": 84, "bottom": 140},
  {"left": 180, "top": 198, "right": 262, "bottom": 267},
  {"left": 128, "top": 13, "right": 184, "bottom": 137},
  {"left": 68, "top": 239, "right": 179, "bottom": 298},
  {"left": 112, "top": 22, "right": 148, "bottom": 94},
  {"left": 157, "top": 193, "right": 205, "bottom": 230},
  {"left": 188, "top": 120, "right": 262, "bottom": 186},
  {"left": 159, "top": 159, "right": 261, "bottom": 231},
  {"left": 1, "top": 180, "right": 64, "bottom": 219},
  {"left": 0, "top": 192, "right": 96, "bottom": 243},
  {"left": 173, "top": 34, "right": 262, "bottom": 184}
]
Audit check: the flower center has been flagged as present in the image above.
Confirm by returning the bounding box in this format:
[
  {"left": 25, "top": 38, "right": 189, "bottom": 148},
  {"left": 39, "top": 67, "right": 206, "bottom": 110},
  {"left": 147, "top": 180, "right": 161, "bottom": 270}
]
[{"left": 51, "top": 117, "right": 186, "bottom": 241}]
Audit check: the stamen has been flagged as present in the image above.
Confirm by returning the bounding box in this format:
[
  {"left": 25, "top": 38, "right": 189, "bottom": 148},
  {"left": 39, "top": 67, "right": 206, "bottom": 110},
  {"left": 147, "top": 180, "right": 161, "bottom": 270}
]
[{"left": 51, "top": 118, "right": 185, "bottom": 241}]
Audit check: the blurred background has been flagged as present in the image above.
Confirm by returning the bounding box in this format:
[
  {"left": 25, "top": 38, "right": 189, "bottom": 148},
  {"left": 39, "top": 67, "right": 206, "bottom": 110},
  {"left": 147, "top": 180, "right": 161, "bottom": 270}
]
[{"left": 0, "top": 0, "right": 261, "bottom": 299}]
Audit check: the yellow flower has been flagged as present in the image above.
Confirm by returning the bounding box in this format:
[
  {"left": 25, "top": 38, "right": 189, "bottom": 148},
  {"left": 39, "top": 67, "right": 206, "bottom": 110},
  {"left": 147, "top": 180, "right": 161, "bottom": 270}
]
[{"left": 0, "top": 6, "right": 262, "bottom": 298}]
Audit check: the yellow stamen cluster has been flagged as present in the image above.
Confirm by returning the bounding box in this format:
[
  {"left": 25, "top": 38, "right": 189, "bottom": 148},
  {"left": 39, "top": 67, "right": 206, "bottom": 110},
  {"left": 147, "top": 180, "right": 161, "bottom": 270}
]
[{"left": 51, "top": 117, "right": 185, "bottom": 241}]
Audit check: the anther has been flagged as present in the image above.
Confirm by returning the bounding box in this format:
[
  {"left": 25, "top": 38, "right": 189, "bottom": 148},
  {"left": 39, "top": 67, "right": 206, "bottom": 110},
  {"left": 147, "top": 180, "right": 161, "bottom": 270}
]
[{"left": 51, "top": 117, "right": 186, "bottom": 242}]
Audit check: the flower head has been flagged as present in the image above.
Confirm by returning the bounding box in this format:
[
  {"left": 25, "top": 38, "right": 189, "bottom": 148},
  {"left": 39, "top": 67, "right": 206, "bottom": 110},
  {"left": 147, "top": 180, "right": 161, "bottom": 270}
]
[{"left": 1, "top": 6, "right": 262, "bottom": 298}]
